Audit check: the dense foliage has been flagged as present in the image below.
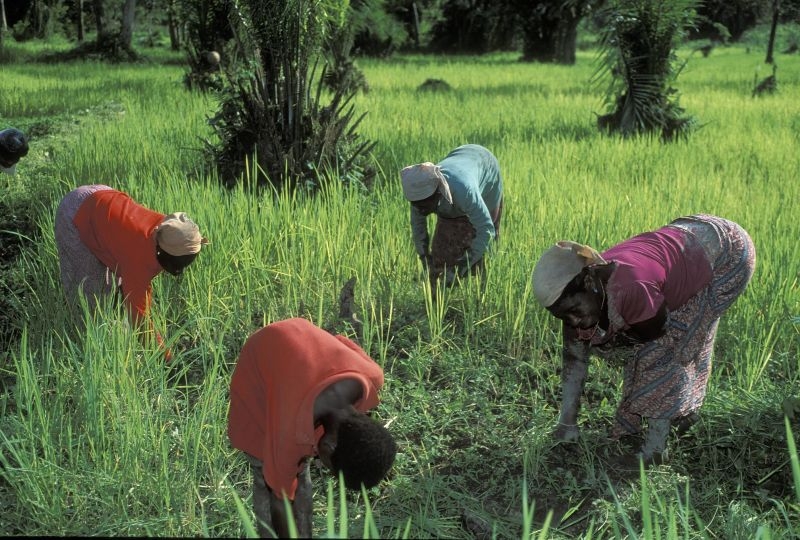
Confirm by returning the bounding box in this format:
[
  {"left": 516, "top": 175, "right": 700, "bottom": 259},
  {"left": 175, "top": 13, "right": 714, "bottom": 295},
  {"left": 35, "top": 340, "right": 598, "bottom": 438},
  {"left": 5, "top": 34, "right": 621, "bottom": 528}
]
[
  {"left": 205, "top": 0, "right": 376, "bottom": 191},
  {"left": 594, "top": 0, "right": 699, "bottom": 140},
  {"left": 1, "top": 33, "right": 799, "bottom": 538}
]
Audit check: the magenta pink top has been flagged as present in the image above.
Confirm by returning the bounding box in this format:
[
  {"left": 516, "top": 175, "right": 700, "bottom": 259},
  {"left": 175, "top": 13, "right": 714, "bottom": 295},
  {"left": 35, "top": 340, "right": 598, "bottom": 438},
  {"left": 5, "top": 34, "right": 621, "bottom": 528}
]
[{"left": 601, "top": 225, "right": 713, "bottom": 333}]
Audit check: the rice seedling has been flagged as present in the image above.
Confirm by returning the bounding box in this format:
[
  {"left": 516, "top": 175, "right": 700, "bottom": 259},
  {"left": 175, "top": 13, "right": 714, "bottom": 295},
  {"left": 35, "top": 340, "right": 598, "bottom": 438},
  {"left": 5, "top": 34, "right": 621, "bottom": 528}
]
[{"left": 0, "top": 36, "right": 798, "bottom": 538}]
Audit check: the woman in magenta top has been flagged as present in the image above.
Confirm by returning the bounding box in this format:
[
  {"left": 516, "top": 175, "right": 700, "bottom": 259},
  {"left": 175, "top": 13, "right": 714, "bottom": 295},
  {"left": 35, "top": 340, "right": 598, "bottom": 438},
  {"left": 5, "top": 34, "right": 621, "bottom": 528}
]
[{"left": 532, "top": 214, "right": 755, "bottom": 463}]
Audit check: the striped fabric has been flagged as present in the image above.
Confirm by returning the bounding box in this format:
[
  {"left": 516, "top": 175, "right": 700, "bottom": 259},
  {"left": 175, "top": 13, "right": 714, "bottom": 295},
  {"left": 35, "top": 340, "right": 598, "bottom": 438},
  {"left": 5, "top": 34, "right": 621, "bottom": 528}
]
[
  {"left": 429, "top": 199, "right": 503, "bottom": 282},
  {"left": 611, "top": 214, "right": 756, "bottom": 437},
  {"left": 54, "top": 185, "right": 117, "bottom": 315}
]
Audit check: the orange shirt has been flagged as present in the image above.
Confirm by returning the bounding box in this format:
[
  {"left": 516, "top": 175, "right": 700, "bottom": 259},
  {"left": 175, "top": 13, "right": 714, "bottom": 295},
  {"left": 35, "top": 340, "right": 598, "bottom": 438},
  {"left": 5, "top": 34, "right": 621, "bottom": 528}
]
[
  {"left": 72, "top": 189, "right": 164, "bottom": 326},
  {"left": 227, "top": 318, "right": 384, "bottom": 500}
]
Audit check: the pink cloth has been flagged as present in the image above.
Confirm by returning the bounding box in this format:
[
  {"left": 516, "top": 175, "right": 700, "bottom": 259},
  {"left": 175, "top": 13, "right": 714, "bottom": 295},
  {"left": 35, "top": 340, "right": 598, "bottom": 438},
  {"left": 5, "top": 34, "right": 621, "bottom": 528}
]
[{"left": 602, "top": 225, "right": 713, "bottom": 333}]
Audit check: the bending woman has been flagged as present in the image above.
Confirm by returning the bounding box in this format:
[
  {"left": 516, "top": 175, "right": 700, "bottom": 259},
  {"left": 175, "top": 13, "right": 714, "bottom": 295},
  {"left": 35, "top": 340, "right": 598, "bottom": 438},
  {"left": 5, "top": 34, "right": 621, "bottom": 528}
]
[{"left": 532, "top": 214, "right": 755, "bottom": 463}]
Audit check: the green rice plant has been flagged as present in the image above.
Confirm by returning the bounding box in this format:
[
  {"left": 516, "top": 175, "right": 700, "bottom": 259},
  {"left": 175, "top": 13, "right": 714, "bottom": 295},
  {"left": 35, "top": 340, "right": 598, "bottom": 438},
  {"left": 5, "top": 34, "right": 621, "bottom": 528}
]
[
  {"left": 1, "top": 34, "right": 799, "bottom": 539},
  {"left": 787, "top": 417, "right": 800, "bottom": 504}
]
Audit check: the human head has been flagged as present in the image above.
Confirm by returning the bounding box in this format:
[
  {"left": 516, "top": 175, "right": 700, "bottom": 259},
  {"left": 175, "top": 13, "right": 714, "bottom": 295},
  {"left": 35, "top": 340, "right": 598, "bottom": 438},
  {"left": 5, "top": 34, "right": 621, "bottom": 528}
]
[
  {"left": 0, "top": 128, "right": 30, "bottom": 175},
  {"left": 532, "top": 241, "right": 606, "bottom": 308},
  {"left": 318, "top": 410, "right": 396, "bottom": 491},
  {"left": 155, "top": 212, "right": 208, "bottom": 276},
  {"left": 410, "top": 190, "right": 441, "bottom": 216},
  {"left": 400, "top": 163, "right": 453, "bottom": 207}
]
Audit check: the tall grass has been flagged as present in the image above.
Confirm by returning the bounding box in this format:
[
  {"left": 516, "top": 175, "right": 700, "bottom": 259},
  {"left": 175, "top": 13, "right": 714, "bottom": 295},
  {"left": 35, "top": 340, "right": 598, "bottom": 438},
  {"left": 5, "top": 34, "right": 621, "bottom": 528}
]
[{"left": 1, "top": 37, "right": 798, "bottom": 537}]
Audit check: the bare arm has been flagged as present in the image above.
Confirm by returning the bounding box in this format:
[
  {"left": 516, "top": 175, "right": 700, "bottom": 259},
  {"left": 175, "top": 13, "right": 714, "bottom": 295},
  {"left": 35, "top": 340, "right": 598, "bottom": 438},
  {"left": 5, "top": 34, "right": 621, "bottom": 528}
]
[
  {"left": 410, "top": 206, "right": 430, "bottom": 258},
  {"left": 554, "top": 322, "right": 590, "bottom": 442}
]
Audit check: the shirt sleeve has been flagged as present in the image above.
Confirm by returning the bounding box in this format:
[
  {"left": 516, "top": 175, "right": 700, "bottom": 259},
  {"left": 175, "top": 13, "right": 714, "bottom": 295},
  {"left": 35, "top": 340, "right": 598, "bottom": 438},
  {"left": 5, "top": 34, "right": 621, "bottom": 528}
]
[
  {"left": 409, "top": 206, "right": 430, "bottom": 257},
  {"left": 123, "top": 281, "right": 151, "bottom": 326},
  {"left": 614, "top": 281, "right": 665, "bottom": 327}
]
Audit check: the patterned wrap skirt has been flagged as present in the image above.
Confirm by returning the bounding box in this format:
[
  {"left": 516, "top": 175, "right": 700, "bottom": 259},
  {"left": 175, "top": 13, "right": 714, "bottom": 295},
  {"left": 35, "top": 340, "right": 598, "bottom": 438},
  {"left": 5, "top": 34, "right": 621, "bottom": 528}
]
[
  {"left": 611, "top": 214, "right": 756, "bottom": 437},
  {"left": 54, "top": 184, "right": 117, "bottom": 313},
  {"left": 429, "top": 199, "right": 504, "bottom": 283}
]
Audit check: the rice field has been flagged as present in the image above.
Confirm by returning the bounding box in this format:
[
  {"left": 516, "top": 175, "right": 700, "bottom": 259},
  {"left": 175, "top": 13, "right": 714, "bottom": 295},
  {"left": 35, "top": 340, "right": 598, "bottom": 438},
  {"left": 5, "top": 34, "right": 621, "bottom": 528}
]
[{"left": 1, "top": 34, "right": 799, "bottom": 538}]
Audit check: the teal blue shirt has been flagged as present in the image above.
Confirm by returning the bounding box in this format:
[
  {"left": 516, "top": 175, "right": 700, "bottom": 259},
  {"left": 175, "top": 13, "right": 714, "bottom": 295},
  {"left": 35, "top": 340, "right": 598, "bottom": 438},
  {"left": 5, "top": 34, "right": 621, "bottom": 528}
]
[{"left": 410, "top": 144, "right": 503, "bottom": 263}]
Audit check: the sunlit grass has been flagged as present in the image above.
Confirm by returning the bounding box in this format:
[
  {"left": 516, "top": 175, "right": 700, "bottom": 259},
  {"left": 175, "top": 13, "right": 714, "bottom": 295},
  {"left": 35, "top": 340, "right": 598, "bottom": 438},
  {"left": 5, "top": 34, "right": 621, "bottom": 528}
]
[{"left": 0, "top": 35, "right": 798, "bottom": 538}]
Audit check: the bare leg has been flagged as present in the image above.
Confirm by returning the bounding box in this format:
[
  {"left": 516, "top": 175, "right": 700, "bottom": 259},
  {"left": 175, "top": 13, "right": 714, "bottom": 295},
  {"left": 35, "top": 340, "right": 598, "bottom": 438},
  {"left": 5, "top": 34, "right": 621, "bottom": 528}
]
[
  {"left": 247, "top": 455, "right": 274, "bottom": 538},
  {"left": 293, "top": 462, "right": 313, "bottom": 537},
  {"left": 640, "top": 418, "right": 671, "bottom": 461}
]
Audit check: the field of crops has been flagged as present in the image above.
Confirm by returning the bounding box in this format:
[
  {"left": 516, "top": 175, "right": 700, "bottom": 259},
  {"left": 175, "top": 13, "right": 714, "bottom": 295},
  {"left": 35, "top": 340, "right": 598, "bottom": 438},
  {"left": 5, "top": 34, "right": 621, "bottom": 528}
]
[{"left": 1, "top": 34, "right": 799, "bottom": 538}]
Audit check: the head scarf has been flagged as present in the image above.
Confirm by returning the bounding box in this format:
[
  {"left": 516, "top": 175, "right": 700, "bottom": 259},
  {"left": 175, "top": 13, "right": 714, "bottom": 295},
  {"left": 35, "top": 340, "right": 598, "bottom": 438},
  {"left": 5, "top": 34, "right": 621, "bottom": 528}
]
[
  {"left": 400, "top": 162, "right": 453, "bottom": 205},
  {"left": 156, "top": 212, "right": 208, "bottom": 256},
  {"left": 532, "top": 241, "right": 606, "bottom": 307}
]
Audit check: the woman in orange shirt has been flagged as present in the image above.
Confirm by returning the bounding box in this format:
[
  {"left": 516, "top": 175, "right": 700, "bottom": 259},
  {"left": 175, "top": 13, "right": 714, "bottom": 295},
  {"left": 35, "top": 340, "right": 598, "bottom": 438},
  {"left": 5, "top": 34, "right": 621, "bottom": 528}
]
[
  {"left": 54, "top": 185, "right": 208, "bottom": 357},
  {"left": 228, "top": 318, "right": 396, "bottom": 537}
]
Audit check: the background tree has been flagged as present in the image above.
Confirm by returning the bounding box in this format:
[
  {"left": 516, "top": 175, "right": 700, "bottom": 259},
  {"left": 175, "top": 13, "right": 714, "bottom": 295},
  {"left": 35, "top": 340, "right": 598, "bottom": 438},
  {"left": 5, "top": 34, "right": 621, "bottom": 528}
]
[
  {"left": 428, "top": 0, "right": 518, "bottom": 54},
  {"left": 77, "top": 0, "right": 84, "bottom": 41},
  {"left": 1, "top": 0, "right": 6, "bottom": 54},
  {"left": 180, "top": 0, "right": 232, "bottom": 91},
  {"left": 385, "top": 0, "right": 446, "bottom": 50},
  {"left": 166, "top": 0, "right": 180, "bottom": 50},
  {"left": 765, "top": 0, "right": 781, "bottom": 62},
  {"left": 119, "top": 0, "right": 136, "bottom": 51},
  {"left": 515, "top": 0, "right": 600, "bottom": 64},
  {"left": 206, "top": 0, "right": 376, "bottom": 191},
  {"left": 350, "top": 0, "right": 410, "bottom": 56},
  {"left": 691, "top": 0, "right": 768, "bottom": 41},
  {"left": 594, "top": 0, "right": 699, "bottom": 140},
  {"left": 92, "top": 0, "right": 104, "bottom": 36}
]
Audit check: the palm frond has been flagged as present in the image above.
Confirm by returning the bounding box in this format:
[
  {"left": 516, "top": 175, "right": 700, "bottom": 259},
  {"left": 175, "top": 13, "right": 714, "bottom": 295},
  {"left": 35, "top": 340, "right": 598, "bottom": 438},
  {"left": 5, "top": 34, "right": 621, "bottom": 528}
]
[{"left": 593, "top": 0, "right": 699, "bottom": 140}]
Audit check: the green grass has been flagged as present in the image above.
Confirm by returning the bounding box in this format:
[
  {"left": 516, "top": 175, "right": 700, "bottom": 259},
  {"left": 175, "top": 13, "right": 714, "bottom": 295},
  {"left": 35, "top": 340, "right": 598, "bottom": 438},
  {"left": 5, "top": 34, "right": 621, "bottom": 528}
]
[{"left": 1, "top": 34, "right": 799, "bottom": 538}]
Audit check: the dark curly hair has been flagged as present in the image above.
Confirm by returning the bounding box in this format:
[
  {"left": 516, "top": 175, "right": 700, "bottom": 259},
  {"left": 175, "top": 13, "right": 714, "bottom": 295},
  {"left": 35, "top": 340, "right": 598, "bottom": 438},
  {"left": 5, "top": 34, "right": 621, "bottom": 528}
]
[
  {"left": 0, "top": 128, "right": 29, "bottom": 166},
  {"left": 330, "top": 412, "right": 396, "bottom": 490}
]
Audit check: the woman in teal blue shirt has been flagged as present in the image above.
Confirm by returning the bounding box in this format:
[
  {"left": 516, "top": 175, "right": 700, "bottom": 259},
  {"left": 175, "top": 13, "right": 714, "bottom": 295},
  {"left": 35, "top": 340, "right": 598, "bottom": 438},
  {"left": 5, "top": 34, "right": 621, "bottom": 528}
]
[{"left": 400, "top": 144, "right": 504, "bottom": 290}]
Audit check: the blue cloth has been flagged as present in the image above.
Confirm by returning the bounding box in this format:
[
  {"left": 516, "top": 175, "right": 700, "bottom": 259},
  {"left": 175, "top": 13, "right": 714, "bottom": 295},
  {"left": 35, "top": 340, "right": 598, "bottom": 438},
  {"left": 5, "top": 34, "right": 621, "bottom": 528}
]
[{"left": 410, "top": 144, "right": 503, "bottom": 264}]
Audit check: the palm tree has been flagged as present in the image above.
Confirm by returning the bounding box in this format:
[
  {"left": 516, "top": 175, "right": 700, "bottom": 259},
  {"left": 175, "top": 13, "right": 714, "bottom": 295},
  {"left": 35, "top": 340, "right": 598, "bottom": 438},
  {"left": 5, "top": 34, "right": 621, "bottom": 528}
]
[
  {"left": 594, "top": 0, "right": 699, "bottom": 140},
  {"left": 207, "top": 0, "right": 376, "bottom": 191}
]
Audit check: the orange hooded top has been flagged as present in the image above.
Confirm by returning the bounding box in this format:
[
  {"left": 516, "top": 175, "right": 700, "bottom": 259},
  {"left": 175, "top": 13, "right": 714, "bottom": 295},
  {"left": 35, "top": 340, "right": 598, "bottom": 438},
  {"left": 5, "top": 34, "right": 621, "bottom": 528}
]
[
  {"left": 227, "top": 318, "right": 384, "bottom": 500},
  {"left": 72, "top": 189, "right": 165, "bottom": 326}
]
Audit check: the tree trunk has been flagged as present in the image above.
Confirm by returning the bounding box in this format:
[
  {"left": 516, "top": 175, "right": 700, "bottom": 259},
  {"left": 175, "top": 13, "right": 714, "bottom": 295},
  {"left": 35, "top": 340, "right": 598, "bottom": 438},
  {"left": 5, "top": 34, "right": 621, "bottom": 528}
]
[
  {"left": 1, "top": 0, "right": 7, "bottom": 32},
  {"left": 167, "top": 0, "right": 179, "bottom": 50},
  {"left": 119, "top": 0, "right": 136, "bottom": 50},
  {"left": 411, "top": 1, "right": 420, "bottom": 48},
  {"left": 553, "top": 11, "right": 580, "bottom": 64},
  {"left": 521, "top": 4, "right": 582, "bottom": 64},
  {"left": 77, "top": 0, "right": 84, "bottom": 42},
  {"left": 765, "top": 0, "right": 780, "bottom": 63},
  {"left": 93, "top": 0, "right": 105, "bottom": 39},
  {"left": 521, "top": 19, "right": 557, "bottom": 62},
  {"left": 30, "top": 0, "right": 44, "bottom": 38}
]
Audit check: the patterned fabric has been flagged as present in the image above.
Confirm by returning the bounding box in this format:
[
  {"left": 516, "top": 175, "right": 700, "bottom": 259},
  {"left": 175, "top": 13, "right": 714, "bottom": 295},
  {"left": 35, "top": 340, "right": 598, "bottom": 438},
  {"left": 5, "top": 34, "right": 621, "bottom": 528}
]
[
  {"left": 611, "top": 215, "right": 756, "bottom": 437},
  {"left": 54, "top": 185, "right": 116, "bottom": 314},
  {"left": 429, "top": 199, "right": 503, "bottom": 283},
  {"left": 410, "top": 144, "right": 503, "bottom": 263}
]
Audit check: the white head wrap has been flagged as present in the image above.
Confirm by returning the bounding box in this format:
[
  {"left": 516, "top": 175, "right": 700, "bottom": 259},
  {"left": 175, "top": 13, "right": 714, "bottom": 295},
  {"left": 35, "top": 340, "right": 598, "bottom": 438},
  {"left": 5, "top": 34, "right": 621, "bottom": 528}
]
[
  {"left": 532, "top": 241, "right": 606, "bottom": 307},
  {"left": 156, "top": 212, "right": 208, "bottom": 256},
  {"left": 400, "top": 162, "right": 453, "bottom": 205}
]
